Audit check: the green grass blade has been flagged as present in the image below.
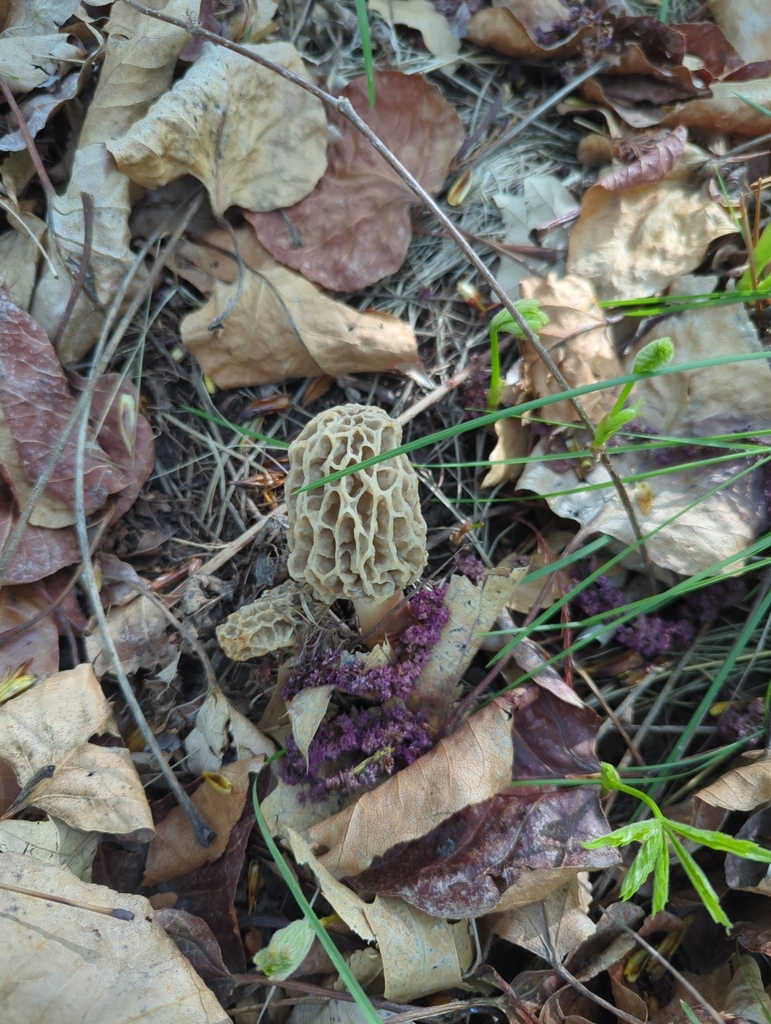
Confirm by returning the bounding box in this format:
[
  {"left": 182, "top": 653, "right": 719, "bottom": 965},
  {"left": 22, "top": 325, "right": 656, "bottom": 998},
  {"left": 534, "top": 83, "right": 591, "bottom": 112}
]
[
  {"left": 182, "top": 405, "right": 290, "bottom": 447},
  {"left": 354, "top": 0, "right": 376, "bottom": 106}
]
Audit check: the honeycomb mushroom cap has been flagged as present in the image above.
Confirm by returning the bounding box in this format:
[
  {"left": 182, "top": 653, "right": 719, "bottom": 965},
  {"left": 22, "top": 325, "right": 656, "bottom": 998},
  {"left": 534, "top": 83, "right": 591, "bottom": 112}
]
[
  {"left": 216, "top": 579, "right": 330, "bottom": 660},
  {"left": 286, "top": 404, "right": 427, "bottom": 603}
]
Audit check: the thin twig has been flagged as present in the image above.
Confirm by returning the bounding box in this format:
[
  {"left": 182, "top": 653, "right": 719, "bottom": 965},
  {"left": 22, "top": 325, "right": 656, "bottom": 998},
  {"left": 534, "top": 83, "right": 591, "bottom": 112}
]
[
  {"left": 120, "top": 0, "right": 653, "bottom": 587},
  {"left": 50, "top": 192, "right": 95, "bottom": 350},
  {"left": 0, "top": 74, "right": 55, "bottom": 199},
  {"left": 0, "top": 880, "right": 135, "bottom": 921}
]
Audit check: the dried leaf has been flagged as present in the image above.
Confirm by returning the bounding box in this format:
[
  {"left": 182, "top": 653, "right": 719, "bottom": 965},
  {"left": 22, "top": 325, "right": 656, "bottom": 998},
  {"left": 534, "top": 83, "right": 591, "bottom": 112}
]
[
  {"left": 408, "top": 569, "right": 527, "bottom": 731},
  {"left": 184, "top": 689, "right": 275, "bottom": 775},
  {"left": 178, "top": 227, "right": 418, "bottom": 388},
  {"left": 490, "top": 875, "right": 595, "bottom": 962},
  {"left": 368, "top": 0, "right": 460, "bottom": 58},
  {"left": 85, "top": 594, "right": 176, "bottom": 678},
  {"left": 0, "top": 212, "right": 45, "bottom": 309},
  {"left": 0, "top": 853, "right": 228, "bottom": 1024},
  {"left": 466, "top": 0, "right": 592, "bottom": 60},
  {"left": 567, "top": 144, "right": 734, "bottom": 301},
  {"left": 519, "top": 273, "right": 623, "bottom": 421},
  {"left": 662, "top": 77, "right": 771, "bottom": 137},
  {"left": 155, "top": 908, "right": 237, "bottom": 1006},
  {"left": 0, "top": 582, "right": 63, "bottom": 684},
  {"left": 107, "top": 41, "right": 327, "bottom": 215},
  {"left": 697, "top": 751, "right": 771, "bottom": 813},
  {"left": 597, "top": 127, "right": 687, "bottom": 191},
  {"left": 0, "top": 484, "right": 80, "bottom": 583},
  {"left": 481, "top": 412, "right": 528, "bottom": 489},
  {"left": 307, "top": 692, "right": 518, "bottom": 878},
  {"left": 30, "top": 0, "right": 195, "bottom": 363},
  {"left": 0, "top": 0, "right": 83, "bottom": 95},
  {"left": 288, "top": 684, "right": 335, "bottom": 770},
  {"left": 144, "top": 756, "right": 263, "bottom": 886},
  {"left": 352, "top": 687, "right": 617, "bottom": 918},
  {"left": 248, "top": 70, "right": 464, "bottom": 291},
  {"left": 0, "top": 817, "right": 98, "bottom": 880},
  {"left": 0, "top": 663, "right": 154, "bottom": 835},
  {"left": 708, "top": 0, "right": 771, "bottom": 64}
]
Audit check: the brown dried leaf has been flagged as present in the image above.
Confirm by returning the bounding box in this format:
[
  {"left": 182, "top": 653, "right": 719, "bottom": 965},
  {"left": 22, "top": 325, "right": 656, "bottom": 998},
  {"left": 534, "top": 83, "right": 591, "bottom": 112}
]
[
  {"left": 178, "top": 227, "right": 418, "bottom": 388},
  {"left": 30, "top": 0, "right": 195, "bottom": 363},
  {"left": 307, "top": 692, "right": 519, "bottom": 878},
  {"left": 481, "top": 412, "right": 528, "bottom": 489},
  {"left": 0, "top": 0, "right": 83, "bottom": 95},
  {"left": 247, "top": 70, "right": 464, "bottom": 291},
  {"left": 519, "top": 273, "right": 623, "bottom": 421},
  {"left": 697, "top": 751, "right": 771, "bottom": 813},
  {"left": 107, "top": 41, "right": 327, "bottom": 216},
  {"left": 0, "top": 483, "right": 80, "bottom": 583},
  {"left": 708, "top": 0, "right": 771, "bottom": 65},
  {"left": 598, "top": 126, "right": 687, "bottom": 191},
  {"left": 0, "top": 853, "right": 228, "bottom": 1024},
  {"left": 352, "top": 687, "right": 617, "bottom": 918},
  {"left": 0, "top": 663, "right": 154, "bottom": 835},
  {"left": 0, "top": 582, "right": 63, "bottom": 684},
  {"left": 144, "top": 756, "right": 263, "bottom": 886},
  {"left": 466, "top": 0, "right": 592, "bottom": 60},
  {"left": 408, "top": 569, "right": 527, "bottom": 731},
  {"left": 490, "top": 876, "right": 595, "bottom": 962},
  {"left": 567, "top": 144, "right": 734, "bottom": 301},
  {"left": 85, "top": 594, "right": 176, "bottom": 678},
  {"left": 662, "top": 77, "right": 771, "bottom": 137},
  {"left": 184, "top": 688, "right": 275, "bottom": 775},
  {"left": 0, "top": 211, "right": 45, "bottom": 310},
  {"left": 369, "top": 0, "right": 460, "bottom": 58}
]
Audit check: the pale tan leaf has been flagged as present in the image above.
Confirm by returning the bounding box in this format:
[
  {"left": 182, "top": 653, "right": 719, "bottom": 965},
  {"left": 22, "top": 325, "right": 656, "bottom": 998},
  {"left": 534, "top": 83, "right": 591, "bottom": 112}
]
[
  {"left": 697, "top": 752, "right": 771, "bottom": 813},
  {"left": 30, "top": 0, "right": 196, "bottom": 363},
  {"left": 708, "top": 0, "right": 771, "bottom": 64},
  {"left": 262, "top": 772, "right": 351, "bottom": 835},
  {"left": 481, "top": 412, "right": 528, "bottom": 489},
  {"left": 368, "top": 0, "right": 460, "bottom": 57},
  {"left": 566, "top": 145, "right": 735, "bottom": 301},
  {"left": 288, "top": 684, "right": 335, "bottom": 771},
  {"left": 0, "top": 817, "right": 98, "bottom": 881},
  {"left": 0, "top": 853, "right": 229, "bottom": 1024},
  {"left": 288, "top": 1003, "right": 398, "bottom": 1024},
  {"left": 519, "top": 272, "right": 623, "bottom": 421},
  {"left": 307, "top": 696, "right": 515, "bottom": 878},
  {"left": 85, "top": 593, "right": 175, "bottom": 678},
  {"left": 144, "top": 756, "right": 264, "bottom": 886},
  {"left": 184, "top": 688, "right": 275, "bottom": 775},
  {"left": 408, "top": 569, "right": 526, "bottom": 730},
  {"left": 0, "top": 211, "right": 45, "bottom": 310},
  {"left": 364, "top": 896, "right": 473, "bottom": 1002},
  {"left": 0, "top": 663, "right": 153, "bottom": 835},
  {"left": 108, "top": 41, "right": 327, "bottom": 216},
  {"left": 0, "top": 35, "right": 83, "bottom": 95},
  {"left": 178, "top": 227, "right": 418, "bottom": 388},
  {"left": 489, "top": 875, "right": 594, "bottom": 962}
]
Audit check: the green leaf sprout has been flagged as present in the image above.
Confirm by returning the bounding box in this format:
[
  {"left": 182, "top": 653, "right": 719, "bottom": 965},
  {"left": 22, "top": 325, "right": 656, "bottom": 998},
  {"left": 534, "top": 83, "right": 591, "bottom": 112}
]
[
  {"left": 487, "top": 299, "right": 549, "bottom": 410},
  {"left": 253, "top": 918, "right": 315, "bottom": 980},
  {"left": 592, "top": 336, "right": 674, "bottom": 450}
]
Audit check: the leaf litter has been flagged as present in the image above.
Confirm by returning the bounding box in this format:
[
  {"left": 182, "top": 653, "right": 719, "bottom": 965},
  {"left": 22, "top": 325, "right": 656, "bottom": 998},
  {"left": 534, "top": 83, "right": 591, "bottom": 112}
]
[{"left": 4, "top": 0, "right": 771, "bottom": 1021}]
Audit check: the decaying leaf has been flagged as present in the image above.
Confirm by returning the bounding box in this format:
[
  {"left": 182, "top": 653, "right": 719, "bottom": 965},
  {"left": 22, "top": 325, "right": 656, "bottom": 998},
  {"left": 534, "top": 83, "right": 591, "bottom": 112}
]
[
  {"left": 662, "top": 78, "right": 771, "bottom": 138},
  {"left": 697, "top": 751, "right": 771, "bottom": 813},
  {"left": 0, "top": 816, "right": 98, "bottom": 881},
  {"left": 144, "top": 756, "right": 263, "bottom": 886},
  {"left": 0, "top": 0, "right": 83, "bottom": 94},
  {"left": 597, "top": 126, "right": 687, "bottom": 191},
  {"left": 566, "top": 144, "right": 735, "bottom": 301},
  {"left": 519, "top": 279, "right": 771, "bottom": 576},
  {"left": 0, "top": 853, "right": 229, "bottom": 1024},
  {"left": 307, "top": 690, "right": 519, "bottom": 878},
  {"left": 408, "top": 568, "right": 527, "bottom": 730},
  {"left": 248, "top": 71, "right": 464, "bottom": 291},
  {"left": 0, "top": 663, "right": 153, "bottom": 836},
  {"left": 368, "top": 0, "right": 460, "bottom": 58},
  {"left": 85, "top": 594, "right": 176, "bottom": 678},
  {"left": 466, "top": 0, "right": 593, "bottom": 61},
  {"left": 519, "top": 273, "right": 623, "bottom": 422},
  {"left": 0, "top": 485, "right": 80, "bottom": 583},
  {"left": 30, "top": 0, "right": 196, "bottom": 363},
  {"left": 352, "top": 687, "right": 617, "bottom": 918},
  {"left": 177, "top": 227, "right": 418, "bottom": 388},
  {"left": 108, "top": 41, "right": 327, "bottom": 215},
  {"left": 708, "top": 0, "right": 771, "bottom": 64},
  {"left": 481, "top": 409, "right": 528, "bottom": 489},
  {"left": 0, "top": 581, "right": 66, "bottom": 685},
  {"left": 490, "top": 875, "right": 595, "bottom": 962},
  {"left": 0, "top": 212, "right": 45, "bottom": 309},
  {"left": 288, "top": 684, "right": 335, "bottom": 771},
  {"left": 0, "top": 72, "right": 81, "bottom": 153},
  {"left": 184, "top": 688, "right": 275, "bottom": 775}
]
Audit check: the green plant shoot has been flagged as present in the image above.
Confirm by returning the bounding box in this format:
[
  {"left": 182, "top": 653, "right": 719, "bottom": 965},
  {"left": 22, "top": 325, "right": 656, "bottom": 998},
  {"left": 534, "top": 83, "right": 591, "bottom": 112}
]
[
  {"left": 584, "top": 763, "right": 771, "bottom": 931},
  {"left": 353, "top": 0, "right": 375, "bottom": 106},
  {"left": 253, "top": 919, "right": 315, "bottom": 979},
  {"left": 487, "top": 299, "right": 549, "bottom": 410},
  {"left": 738, "top": 220, "right": 771, "bottom": 293},
  {"left": 592, "top": 336, "right": 674, "bottom": 450}
]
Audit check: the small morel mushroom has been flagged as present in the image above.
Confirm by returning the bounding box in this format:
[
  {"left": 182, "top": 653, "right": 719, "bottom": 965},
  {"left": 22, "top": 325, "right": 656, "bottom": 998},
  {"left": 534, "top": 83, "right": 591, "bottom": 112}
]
[
  {"left": 216, "top": 579, "right": 331, "bottom": 660},
  {"left": 285, "top": 404, "right": 428, "bottom": 643}
]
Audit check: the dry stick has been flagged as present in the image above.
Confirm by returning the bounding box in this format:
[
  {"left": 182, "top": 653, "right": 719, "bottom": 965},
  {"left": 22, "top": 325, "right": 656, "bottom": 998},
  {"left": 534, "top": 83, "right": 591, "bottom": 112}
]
[
  {"left": 0, "top": 880, "right": 135, "bottom": 921},
  {"left": 50, "top": 192, "right": 95, "bottom": 350},
  {"left": 121, "top": 0, "right": 653, "bottom": 586},
  {"left": 0, "top": 74, "right": 56, "bottom": 200}
]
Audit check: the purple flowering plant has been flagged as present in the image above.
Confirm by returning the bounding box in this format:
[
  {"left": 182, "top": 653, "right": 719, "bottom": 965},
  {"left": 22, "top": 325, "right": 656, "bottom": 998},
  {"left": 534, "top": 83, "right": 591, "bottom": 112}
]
[{"left": 281, "top": 584, "right": 450, "bottom": 801}]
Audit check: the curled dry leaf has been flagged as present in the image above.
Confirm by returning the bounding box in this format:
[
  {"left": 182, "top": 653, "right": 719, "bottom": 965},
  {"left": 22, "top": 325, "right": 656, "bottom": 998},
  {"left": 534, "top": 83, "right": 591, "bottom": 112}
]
[
  {"left": 352, "top": 687, "right": 617, "bottom": 918},
  {"left": 0, "top": 817, "right": 99, "bottom": 881},
  {"left": 597, "top": 126, "right": 687, "bottom": 191},
  {"left": 177, "top": 227, "right": 418, "bottom": 388},
  {"left": 0, "top": 72, "right": 80, "bottom": 153},
  {"left": 519, "top": 279, "right": 771, "bottom": 577},
  {"left": 466, "top": 0, "right": 593, "bottom": 60},
  {"left": 184, "top": 688, "right": 275, "bottom": 775},
  {"left": 567, "top": 144, "right": 734, "bottom": 301},
  {"left": 30, "top": 0, "right": 196, "bottom": 363},
  {"left": 490, "top": 875, "right": 595, "bottom": 962},
  {"left": 481, "top": 410, "right": 528, "bottom": 489},
  {"left": 0, "top": 0, "right": 83, "bottom": 94},
  {"left": 108, "top": 41, "right": 327, "bottom": 216},
  {"left": 0, "top": 663, "right": 153, "bottom": 836},
  {"left": 368, "top": 0, "right": 460, "bottom": 58},
  {"left": 518, "top": 273, "right": 622, "bottom": 422},
  {"left": 307, "top": 691, "right": 518, "bottom": 878},
  {"left": 248, "top": 70, "right": 464, "bottom": 292},
  {"left": 662, "top": 77, "right": 771, "bottom": 138},
  {"left": 144, "top": 756, "right": 264, "bottom": 886},
  {"left": 0, "top": 853, "right": 229, "bottom": 1024}
]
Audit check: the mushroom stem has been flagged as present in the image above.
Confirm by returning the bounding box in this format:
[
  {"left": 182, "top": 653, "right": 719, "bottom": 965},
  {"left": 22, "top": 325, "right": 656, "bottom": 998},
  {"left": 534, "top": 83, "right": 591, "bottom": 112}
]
[{"left": 353, "top": 592, "right": 408, "bottom": 647}]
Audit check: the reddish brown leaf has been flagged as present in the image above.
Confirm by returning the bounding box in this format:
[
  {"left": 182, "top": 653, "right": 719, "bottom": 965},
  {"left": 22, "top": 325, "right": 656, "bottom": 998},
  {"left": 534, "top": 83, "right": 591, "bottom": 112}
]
[
  {"left": 0, "top": 289, "right": 130, "bottom": 512},
  {"left": 598, "top": 127, "right": 687, "bottom": 191},
  {"left": 0, "top": 582, "right": 63, "bottom": 684},
  {"left": 675, "top": 22, "right": 744, "bottom": 79},
  {"left": 247, "top": 70, "right": 464, "bottom": 292},
  {"left": 352, "top": 687, "right": 618, "bottom": 918},
  {"left": 0, "top": 483, "right": 80, "bottom": 584},
  {"left": 156, "top": 908, "right": 239, "bottom": 1005}
]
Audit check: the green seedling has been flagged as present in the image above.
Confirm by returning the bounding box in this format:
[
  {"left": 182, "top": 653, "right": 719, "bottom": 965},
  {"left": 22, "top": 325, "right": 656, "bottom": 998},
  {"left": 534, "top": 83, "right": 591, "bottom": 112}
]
[
  {"left": 584, "top": 763, "right": 771, "bottom": 930},
  {"left": 592, "top": 336, "right": 674, "bottom": 451},
  {"left": 487, "top": 299, "right": 549, "bottom": 410},
  {"left": 253, "top": 918, "right": 315, "bottom": 980}
]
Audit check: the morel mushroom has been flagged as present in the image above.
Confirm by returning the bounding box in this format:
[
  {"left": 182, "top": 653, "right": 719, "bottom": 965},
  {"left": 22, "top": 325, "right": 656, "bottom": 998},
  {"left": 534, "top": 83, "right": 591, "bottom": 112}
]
[
  {"left": 216, "top": 579, "right": 331, "bottom": 660},
  {"left": 285, "top": 404, "right": 427, "bottom": 642}
]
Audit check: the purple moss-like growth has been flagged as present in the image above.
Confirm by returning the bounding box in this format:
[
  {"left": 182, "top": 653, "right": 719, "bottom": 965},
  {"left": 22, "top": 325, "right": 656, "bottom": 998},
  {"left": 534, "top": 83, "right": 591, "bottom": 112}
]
[{"left": 281, "top": 585, "right": 450, "bottom": 800}]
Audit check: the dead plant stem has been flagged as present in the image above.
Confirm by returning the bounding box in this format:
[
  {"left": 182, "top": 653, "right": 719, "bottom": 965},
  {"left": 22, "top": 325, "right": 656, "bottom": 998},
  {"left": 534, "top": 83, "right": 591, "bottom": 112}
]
[{"left": 121, "top": 0, "right": 653, "bottom": 581}]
